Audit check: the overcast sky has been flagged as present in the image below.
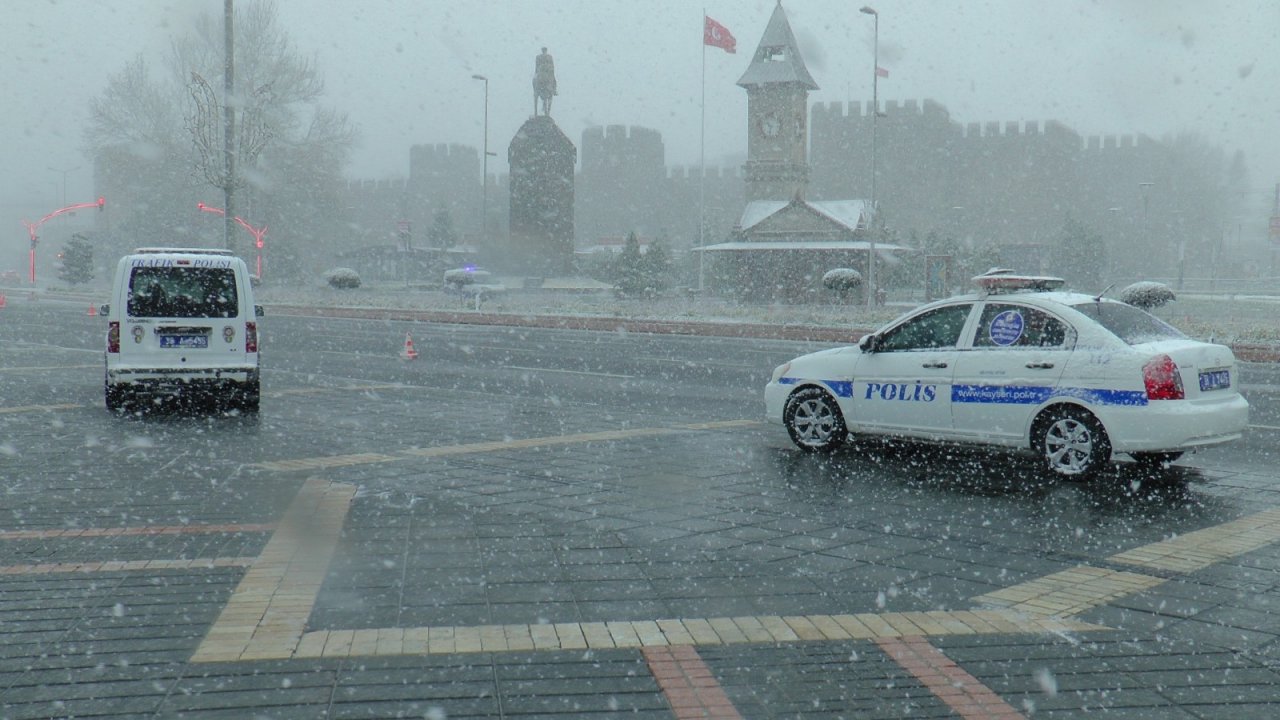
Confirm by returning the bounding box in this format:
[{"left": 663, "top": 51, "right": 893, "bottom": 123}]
[{"left": 4, "top": 0, "right": 1278, "bottom": 232}]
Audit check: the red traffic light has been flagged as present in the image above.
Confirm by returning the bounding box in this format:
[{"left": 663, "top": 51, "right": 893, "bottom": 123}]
[{"left": 97, "top": 197, "right": 105, "bottom": 210}]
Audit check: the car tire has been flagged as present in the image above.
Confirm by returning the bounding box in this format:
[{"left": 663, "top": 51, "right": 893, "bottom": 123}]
[
  {"left": 784, "top": 386, "right": 847, "bottom": 453},
  {"left": 237, "top": 380, "right": 261, "bottom": 413},
  {"left": 1131, "top": 451, "right": 1183, "bottom": 468},
  {"left": 105, "top": 377, "right": 127, "bottom": 412},
  {"left": 1034, "top": 405, "right": 1111, "bottom": 479}
]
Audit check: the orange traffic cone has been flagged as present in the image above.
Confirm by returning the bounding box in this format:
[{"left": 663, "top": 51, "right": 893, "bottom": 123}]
[
  {"left": 399, "top": 332, "right": 419, "bottom": 360},
  {"left": 87, "top": 303, "right": 97, "bottom": 317},
  {"left": 0, "top": 294, "right": 6, "bottom": 309}
]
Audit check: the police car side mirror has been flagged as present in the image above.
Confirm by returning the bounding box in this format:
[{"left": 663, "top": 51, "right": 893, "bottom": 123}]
[
  {"left": 859, "top": 333, "right": 878, "bottom": 353},
  {"left": 255, "top": 305, "right": 265, "bottom": 318}
]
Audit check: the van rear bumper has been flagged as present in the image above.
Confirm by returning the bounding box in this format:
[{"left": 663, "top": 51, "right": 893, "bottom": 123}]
[{"left": 107, "top": 366, "right": 258, "bottom": 391}]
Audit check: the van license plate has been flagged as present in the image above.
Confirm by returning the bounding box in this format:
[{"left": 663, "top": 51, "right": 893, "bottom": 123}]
[
  {"left": 160, "top": 335, "right": 208, "bottom": 349},
  {"left": 1199, "top": 369, "right": 1230, "bottom": 391}
]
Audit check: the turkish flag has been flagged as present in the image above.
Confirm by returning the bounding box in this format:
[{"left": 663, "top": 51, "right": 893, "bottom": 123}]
[{"left": 704, "top": 16, "right": 736, "bottom": 53}]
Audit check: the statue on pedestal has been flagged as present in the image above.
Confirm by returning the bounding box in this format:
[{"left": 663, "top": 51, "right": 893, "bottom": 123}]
[{"left": 533, "top": 47, "right": 557, "bottom": 116}]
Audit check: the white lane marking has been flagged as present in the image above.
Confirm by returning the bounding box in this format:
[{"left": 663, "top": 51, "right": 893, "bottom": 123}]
[
  {"left": 1250, "top": 424, "right": 1280, "bottom": 431},
  {"left": 503, "top": 365, "right": 633, "bottom": 379}
]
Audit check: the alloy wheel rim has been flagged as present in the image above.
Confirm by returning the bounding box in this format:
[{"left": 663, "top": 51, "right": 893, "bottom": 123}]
[
  {"left": 793, "top": 399, "right": 836, "bottom": 446},
  {"left": 1045, "top": 418, "right": 1093, "bottom": 475}
]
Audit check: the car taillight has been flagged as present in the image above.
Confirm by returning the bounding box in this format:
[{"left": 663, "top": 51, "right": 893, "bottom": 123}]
[
  {"left": 1143, "top": 354, "right": 1184, "bottom": 400},
  {"left": 107, "top": 322, "right": 120, "bottom": 354},
  {"left": 245, "top": 322, "right": 258, "bottom": 353}
]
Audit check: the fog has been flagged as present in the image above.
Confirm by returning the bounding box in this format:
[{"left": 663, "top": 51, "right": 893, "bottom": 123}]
[{"left": 3, "top": 0, "right": 1278, "bottom": 251}]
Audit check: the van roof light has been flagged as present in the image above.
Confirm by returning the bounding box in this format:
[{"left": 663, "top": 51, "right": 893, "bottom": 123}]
[{"left": 134, "top": 247, "right": 235, "bottom": 256}]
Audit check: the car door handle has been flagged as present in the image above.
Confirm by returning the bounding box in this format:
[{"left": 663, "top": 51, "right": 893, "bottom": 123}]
[
  {"left": 922, "top": 361, "right": 949, "bottom": 369},
  {"left": 1025, "top": 361, "right": 1055, "bottom": 369}
]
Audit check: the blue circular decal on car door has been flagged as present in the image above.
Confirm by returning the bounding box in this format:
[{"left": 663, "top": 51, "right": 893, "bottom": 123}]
[{"left": 989, "top": 310, "right": 1025, "bottom": 346}]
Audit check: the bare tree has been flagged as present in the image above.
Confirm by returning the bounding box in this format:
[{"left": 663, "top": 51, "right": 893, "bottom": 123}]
[{"left": 85, "top": 0, "right": 355, "bottom": 259}]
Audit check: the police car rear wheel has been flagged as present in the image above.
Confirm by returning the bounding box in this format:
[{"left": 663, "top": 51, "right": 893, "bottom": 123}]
[
  {"left": 1036, "top": 406, "right": 1110, "bottom": 478},
  {"left": 784, "top": 387, "right": 846, "bottom": 453}
]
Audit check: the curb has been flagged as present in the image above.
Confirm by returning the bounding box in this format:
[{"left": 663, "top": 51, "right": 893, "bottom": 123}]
[
  {"left": 267, "top": 304, "right": 864, "bottom": 343},
  {"left": 267, "top": 303, "right": 1280, "bottom": 362}
]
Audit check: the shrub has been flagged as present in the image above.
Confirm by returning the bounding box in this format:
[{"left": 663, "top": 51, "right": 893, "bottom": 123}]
[
  {"left": 1119, "top": 281, "right": 1175, "bottom": 310},
  {"left": 324, "top": 267, "right": 361, "bottom": 289}
]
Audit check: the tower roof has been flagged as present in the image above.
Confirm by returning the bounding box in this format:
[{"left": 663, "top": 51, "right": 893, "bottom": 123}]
[{"left": 736, "top": 2, "right": 819, "bottom": 90}]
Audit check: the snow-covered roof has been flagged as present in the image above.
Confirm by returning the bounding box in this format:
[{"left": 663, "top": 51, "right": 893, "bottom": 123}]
[
  {"left": 697, "top": 241, "right": 909, "bottom": 253},
  {"left": 737, "top": 3, "right": 819, "bottom": 90},
  {"left": 737, "top": 199, "right": 871, "bottom": 233}
]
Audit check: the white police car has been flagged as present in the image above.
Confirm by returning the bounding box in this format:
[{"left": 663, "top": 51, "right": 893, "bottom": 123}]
[{"left": 765, "top": 270, "right": 1250, "bottom": 478}]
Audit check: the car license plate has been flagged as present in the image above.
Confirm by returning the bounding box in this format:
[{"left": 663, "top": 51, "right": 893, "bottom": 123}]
[
  {"left": 1199, "top": 369, "right": 1230, "bottom": 392},
  {"left": 159, "top": 334, "right": 208, "bottom": 349}
]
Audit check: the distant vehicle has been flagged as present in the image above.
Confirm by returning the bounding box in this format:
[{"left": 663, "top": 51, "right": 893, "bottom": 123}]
[
  {"left": 102, "top": 248, "right": 263, "bottom": 412},
  {"left": 765, "top": 270, "right": 1250, "bottom": 479},
  {"left": 443, "top": 266, "right": 505, "bottom": 297}
]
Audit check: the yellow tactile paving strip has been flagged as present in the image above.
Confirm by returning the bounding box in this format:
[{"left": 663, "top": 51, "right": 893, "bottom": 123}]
[
  {"left": 253, "top": 420, "right": 761, "bottom": 472},
  {"left": 263, "top": 611, "right": 1105, "bottom": 661},
  {"left": 973, "top": 506, "right": 1280, "bottom": 618},
  {"left": 972, "top": 566, "right": 1167, "bottom": 616},
  {"left": 0, "top": 557, "right": 256, "bottom": 575},
  {"left": 1108, "top": 507, "right": 1280, "bottom": 573},
  {"left": 191, "top": 478, "right": 356, "bottom": 663}
]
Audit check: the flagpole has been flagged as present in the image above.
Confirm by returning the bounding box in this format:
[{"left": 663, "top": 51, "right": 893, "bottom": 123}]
[{"left": 698, "top": 9, "right": 707, "bottom": 294}]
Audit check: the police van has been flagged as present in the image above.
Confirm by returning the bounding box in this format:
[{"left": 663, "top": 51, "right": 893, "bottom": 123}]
[{"left": 103, "top": 248, "right": 262, "bottom": 412}]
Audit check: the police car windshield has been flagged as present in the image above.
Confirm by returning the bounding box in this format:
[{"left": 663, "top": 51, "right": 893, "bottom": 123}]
[
  {"left": 127, "top": 267, "right": 239, "bottom": 318},
  {"left": 1070, "top": 301, "right": 1184, "bottom": 345}
]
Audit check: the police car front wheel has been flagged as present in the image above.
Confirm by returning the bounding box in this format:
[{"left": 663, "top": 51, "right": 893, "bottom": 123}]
[
  {"left": 784, "top": 387, "right": 847, "bottom": 453},
  {"left": 1035, "top": 406, "right": 1111, "bottom": 479}
]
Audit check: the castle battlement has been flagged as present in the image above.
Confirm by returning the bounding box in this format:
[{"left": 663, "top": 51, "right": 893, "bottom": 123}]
[
  {"left": 812, "top": 98, "right": 950, "bottom": 120},
  {"left": 345, "top": 178, "right": 407, "bottom": 193},
  {"left": 666, "top": 165, "right": 743, "bottom": 181}
]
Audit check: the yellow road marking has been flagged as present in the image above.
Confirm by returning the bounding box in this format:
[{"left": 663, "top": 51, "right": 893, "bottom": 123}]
[
  {"left": 0, "top": 557, "right": 256, "bottom": 575},
  {"left": 0, "top": 403, "right": 83, "bottom": 414},
  {"left": 0, "top": 365, "right": 100, "bottom": 372},
  {"left": 255, "top": 420, "right": 762, "bottom": 472}
]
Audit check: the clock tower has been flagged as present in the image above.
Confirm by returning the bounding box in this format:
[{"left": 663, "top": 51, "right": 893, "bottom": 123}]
[{"left": 738, "top": 1, "right": 818, "bottom": 203}]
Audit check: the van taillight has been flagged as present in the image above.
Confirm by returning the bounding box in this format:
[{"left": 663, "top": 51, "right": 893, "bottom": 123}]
[
  {"left": 245, "top": 322, "right": 258, "bottom": 353},
  {"left": 107, "top": 322, "right": 120, "bottom": 354},
  {"left": 1143, "top": 355, "right": 1184, "bottom": 400}
]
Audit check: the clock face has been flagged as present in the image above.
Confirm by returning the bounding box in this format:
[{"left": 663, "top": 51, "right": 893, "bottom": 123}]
[{"left": 761, "top": 114, "right": 782, "bottom": 138}]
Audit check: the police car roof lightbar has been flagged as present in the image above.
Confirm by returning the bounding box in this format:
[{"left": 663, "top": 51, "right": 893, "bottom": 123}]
[
  {"left": 134, "top": 248, "right": 236, "bottom": 256},
  {"left": 973, "top": 269, "right": 1066, "bottom": 295}
]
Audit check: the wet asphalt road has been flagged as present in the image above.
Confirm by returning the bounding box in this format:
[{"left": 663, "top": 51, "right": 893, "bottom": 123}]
[{"left": 3, "top": 298, "right": 1280, "bottom": 718}]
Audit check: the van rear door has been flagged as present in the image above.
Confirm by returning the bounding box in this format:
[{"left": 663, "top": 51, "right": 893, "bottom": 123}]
[{"left": 121, "top": 264, "right": 246, "bottom": 368}]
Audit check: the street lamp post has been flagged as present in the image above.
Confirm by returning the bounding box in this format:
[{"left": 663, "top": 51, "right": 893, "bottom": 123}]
[
  {"left": 1138, "top": 181, "right": 1155, "bottom": 279},
  {"left": 22, "top": 197, "right": 105, "bottom": 284},
  {"left": 197, "top": 202, "right": 266, "bottom": 277},
  {"left": 48, "top": 165, "right": 81, "bottom": 207},
  {"left": 471, "top": 74, "right": 493, "bottom": 249},
  {"left": 860, "top": 5, "right": 879, "bottom": 308}
]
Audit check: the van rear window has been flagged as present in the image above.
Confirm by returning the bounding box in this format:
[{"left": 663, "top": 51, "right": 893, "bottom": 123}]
[{"left": 127, "top": 267, "right": 238, "bottom": 318}]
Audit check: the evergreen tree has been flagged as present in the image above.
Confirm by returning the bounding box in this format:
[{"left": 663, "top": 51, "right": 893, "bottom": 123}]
[
  {"left": 613, "top": 232, "right": 645, "bottom": 297},
  {"left": 427, "top": 209, "right": 459, "bottom": 249},
  {"left": 1049, "top": 215, "right": 1107, "bottom": 289},
  {"left": 58, "top": 233, "right": 95, "bottom": 285},
  {"left": 639, "top": 238, "right": 673, "bottom": 296}
]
